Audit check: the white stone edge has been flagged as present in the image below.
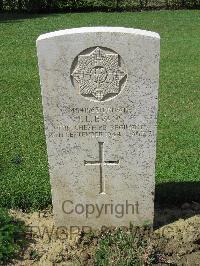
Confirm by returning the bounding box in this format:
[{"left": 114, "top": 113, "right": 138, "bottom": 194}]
[{"left": 36, "top": 27, "right": 160, "bottom": 43}]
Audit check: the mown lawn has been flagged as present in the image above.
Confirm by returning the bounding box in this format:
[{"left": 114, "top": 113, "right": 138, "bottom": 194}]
[{"left": 0, "top": 10, "right": 200, "bottom": 210}]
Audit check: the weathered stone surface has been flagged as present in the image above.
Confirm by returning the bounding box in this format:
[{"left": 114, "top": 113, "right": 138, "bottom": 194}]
[{"left": 37, "top": 27, "right": 160, "bottom": 229}]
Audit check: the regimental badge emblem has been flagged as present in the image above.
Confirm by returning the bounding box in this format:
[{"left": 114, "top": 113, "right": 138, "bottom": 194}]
[{"left": 71, "top": 47, "right": 127, "bottom": 101}]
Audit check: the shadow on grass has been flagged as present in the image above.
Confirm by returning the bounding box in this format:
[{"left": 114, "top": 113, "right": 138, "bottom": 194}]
[
  {"left": 0, "top": 12, "right": 58, "bottom": 23},
  {"left": 155, "top": 181, "right": 200, "bottom": 204},
  {"left": 154, "top": 182, "right": 200, "bottom": 228}
]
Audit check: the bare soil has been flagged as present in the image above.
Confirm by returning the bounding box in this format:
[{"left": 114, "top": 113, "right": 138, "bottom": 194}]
[{"left": 8, "top": 203, "right": 200, "bottom": 266}]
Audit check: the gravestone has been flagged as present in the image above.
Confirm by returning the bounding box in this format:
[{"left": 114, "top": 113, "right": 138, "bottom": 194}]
[{"left": 37, "top": 27, "right": 160, "bottom": 229}]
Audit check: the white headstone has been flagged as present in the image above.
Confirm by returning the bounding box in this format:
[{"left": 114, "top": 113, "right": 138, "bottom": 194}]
[{"left": 37, "top": 27, "right": 160, "bottom": 229}]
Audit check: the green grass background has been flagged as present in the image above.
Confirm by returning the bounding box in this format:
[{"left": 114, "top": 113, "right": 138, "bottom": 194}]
[{"left": 0, "top": 10, "right": 200, "bottom": 210}]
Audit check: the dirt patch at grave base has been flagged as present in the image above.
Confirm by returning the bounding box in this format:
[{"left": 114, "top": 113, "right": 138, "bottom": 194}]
[{"left": 8, "top": 204, "right": 200, "bottom": 266}]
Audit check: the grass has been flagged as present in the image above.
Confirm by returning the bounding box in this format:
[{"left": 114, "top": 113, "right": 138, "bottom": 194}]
[
  {"left": 0, "top": 10, "right": 200, "bottom": 210},
  {"left": 94, "top": 227, "right": 156, "bottom": 265},
  {"left": 0, "top": 208, "right": 26, "bottom": 264}
]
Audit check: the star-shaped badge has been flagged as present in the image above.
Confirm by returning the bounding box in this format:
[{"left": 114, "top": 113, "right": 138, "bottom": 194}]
[{"left": 71, "top": 47, "right": 127, "bottom": 101}]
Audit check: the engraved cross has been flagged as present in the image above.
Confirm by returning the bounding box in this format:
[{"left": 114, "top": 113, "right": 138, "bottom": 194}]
[{"left": 84, "top": 142, "right": 119, "bottom": 194}]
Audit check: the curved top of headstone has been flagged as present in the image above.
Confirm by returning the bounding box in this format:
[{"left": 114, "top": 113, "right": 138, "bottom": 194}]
[{"left": 37, "top": 27, "right": 160, "bottom": 42}]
